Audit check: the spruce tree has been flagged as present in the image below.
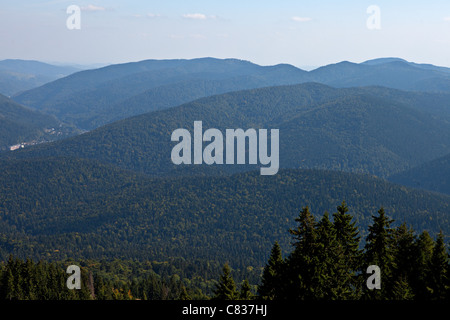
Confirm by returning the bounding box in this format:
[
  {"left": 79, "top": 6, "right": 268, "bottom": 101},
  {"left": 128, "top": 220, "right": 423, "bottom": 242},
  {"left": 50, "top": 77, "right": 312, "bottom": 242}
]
[
  {"left": 427, "top": 231, "right": 449, "bottom": 300},
  {"left": 315, "top": 211, "right": 341, "bottom": 299},
  {"left": 391, "top": 223, "right": 416, "bottom": 299},
  {"left": 413, "top": 230, "right": 434, "bottom": 299},
  {"left": 5, "top": 268, "right": 15, "bottom": 300},
  {"left": 363, "top": 208, "right": 395, "bottom": 299},
  {"left": 213, "top": 263, "right": 237, "bottom": 300},
  {"left": 332, "top": 201, "right": 362, "bottom": 299},
  {"left": 258, "top": 241, "right": 284, "bottom": 300},
  {"left": 391, "top": 276, "right": 414, "bottom": 300},
  {"left": 239, "top": 279, "right": 254, "bottom": 300},
  {"left": 284, "top": 206, "right": 318, "bottom": 299},
  {"left": 179, "top": 285, "right": 191, "bottom": 300}
]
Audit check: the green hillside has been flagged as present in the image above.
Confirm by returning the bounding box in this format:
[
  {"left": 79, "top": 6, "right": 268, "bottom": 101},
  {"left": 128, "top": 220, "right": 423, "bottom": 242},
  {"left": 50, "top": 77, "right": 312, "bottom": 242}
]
[
  {"left": 14, "top": 58, "right": 306, "bottom": 129},
  {"left": 0, "top": 157, "right": 449, "bottom": 268},
  {"left": 0, "top": 94, "right": 79, "bottom": 150},
  {"left": 389, "top": 152, "right": 450, "bottom": 195},
  {"left": 12, "top": 57, "right": 450, "bottom": 131},
  {"left": 4, "top": 83, "right": 450, "bottom": 178}
]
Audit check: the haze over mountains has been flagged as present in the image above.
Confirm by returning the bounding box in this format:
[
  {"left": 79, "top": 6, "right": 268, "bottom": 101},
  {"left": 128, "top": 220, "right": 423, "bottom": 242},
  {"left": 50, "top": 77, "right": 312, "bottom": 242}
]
[
  {"left": 1, "top": 56, "right": 450, "bottom": 266},
  {"left": 11, "top": 57, "right": 450, "bottom": 130},
  {"left": 0, "top": 93, "right": 80, "bottom": 150},
  {"left": 0, "top": 59, "right": 80, "bottom": 97}
]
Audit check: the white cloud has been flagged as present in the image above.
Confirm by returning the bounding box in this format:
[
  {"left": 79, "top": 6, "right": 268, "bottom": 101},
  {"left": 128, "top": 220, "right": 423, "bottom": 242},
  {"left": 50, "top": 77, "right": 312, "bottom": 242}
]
[
  {"left": 81, "top": 4, "right": 106, "bottom": 12},
  {"left": 190, "top": 34, "right": 207, "bottom": 39},
  {"left": 130, "top": 13, "right": 162, "bottom": 19},
  {"left": 182, "top": 13, "right": 207, "bottom": 20},
  {"left": 444, "top": 17, "right": 450, "bottom": 21},
  {"left": 291, "top": 16, "right": 312, "bottom": 22}
]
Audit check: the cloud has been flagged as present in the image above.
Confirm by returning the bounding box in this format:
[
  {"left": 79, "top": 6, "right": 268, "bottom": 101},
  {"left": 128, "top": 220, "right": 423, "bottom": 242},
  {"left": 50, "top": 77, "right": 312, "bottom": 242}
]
[
  {"left": 81, "top": 4, "right": 107, "bottom": 12},
  {"left": 182, "top": 13, "right": 207, "bottom": 20},
  {"left": 130, "top": 13, "right": 162, "bottom": 19},
  {"left": 444, "top": 17, "right": 450, "bottom": 21},
  {"left": 189, "top": 34, "right": 207, "bottom": 39},
  {"left": 291, "top": 16, "right": 312, "bottom": 22},
  {"left": 182, "top": 13, "right": 219, "bottom": 20}
]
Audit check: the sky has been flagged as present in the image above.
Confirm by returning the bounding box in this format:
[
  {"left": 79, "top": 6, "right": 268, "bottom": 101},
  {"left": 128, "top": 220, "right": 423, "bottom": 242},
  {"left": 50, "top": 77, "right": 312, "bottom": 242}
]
[{"left": 1, "top": 0, "right": 450, "bottom": 69}]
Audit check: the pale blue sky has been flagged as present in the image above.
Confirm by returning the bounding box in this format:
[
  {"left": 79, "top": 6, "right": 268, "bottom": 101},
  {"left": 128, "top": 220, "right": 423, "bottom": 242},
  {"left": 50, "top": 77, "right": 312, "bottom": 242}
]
[{"left": 1, "top": 0, "right": 450, "bottom": 68}]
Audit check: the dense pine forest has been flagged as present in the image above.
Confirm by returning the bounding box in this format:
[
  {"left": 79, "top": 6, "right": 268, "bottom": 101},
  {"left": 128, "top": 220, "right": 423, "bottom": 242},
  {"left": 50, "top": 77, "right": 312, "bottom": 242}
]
[{"left": 1, "top": 203, "right": 448, "bottom": 300}]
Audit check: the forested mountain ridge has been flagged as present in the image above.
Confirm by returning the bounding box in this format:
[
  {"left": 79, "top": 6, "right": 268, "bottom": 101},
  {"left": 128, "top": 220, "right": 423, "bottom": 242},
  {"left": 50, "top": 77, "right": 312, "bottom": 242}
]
[
  {"left": 0, "top": 94, "right": 79, "bottom": 150},
  {"left": 0, "top": 157, "right": 449, "bottom": 268},
  {"left": 12, "top": 58, "right": 290, "bottom": 129},
  {"left": 4, "top": 83, "right": 450, "bottom": 178},
  {"left": 11, "top": 57, "right": 450, "bottom": 130},
  {"left": 2, "top": 57, "right": 450, "bottom": 302},
  {"left": 389, "top": 152, "right": 450, "bottom": 196},
  {"left": 0, "top": 59, "right": 79, "bottom": 96}
]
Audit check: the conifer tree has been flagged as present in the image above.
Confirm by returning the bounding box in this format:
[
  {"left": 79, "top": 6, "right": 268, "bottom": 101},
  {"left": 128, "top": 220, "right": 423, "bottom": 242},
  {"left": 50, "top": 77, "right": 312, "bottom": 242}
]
[
  {"left": 5, "top": 268, "right": 15, "bottom": 300},
  {"left": 284, "top": 206, "right": 319, "bottom": 299},
  {"left": 391, "top": 223, "right": 416, "bottom": 299},
  {"left": 332, "top": 201, "right": 362, "bottom": 299},
  {"left": 363, "top": 208, "right": 395, "bottom": 299},
  {"left": 239, "top": 279, "right": 254, "bottom": 300},
  {"left": 213, "top": 263, "right": 237, "bottom": 300},
  {"left": 391, "top": 276, "right": 414, "bottom": 300},
  {"left": 315, "top": 211, "right": 340, "bottom": 299},
  {"left": 258, "top": 241, "right": 284, "bottom": 300},
  {"left": 427, "top": 231, "right": 449, "bottom": 300},
  {"left": 412, "top": 230, "right": 434, "bottom": 299},
  {"left": 179, "top": 285, "right": 191, "bottom": 300}
]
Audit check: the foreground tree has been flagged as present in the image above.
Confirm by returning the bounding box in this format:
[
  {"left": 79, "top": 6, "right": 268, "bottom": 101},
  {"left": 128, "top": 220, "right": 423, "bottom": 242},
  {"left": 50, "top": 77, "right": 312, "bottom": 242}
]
[
  {"left": 427, "top": 231, "right": 449, "bottom": 300},
  {"left": 257, "top": 241, "right": 284, "bottom": 300},
  {"left": 283, "top": 206, "right": 319, "bottom": 299},
  {"left": 390, "top": 223, "right": 416, "bottom": 299},
  {"left": 213, "top": 263, "right": 238, "bottom": 300},
  {"left": 363, "top": 208, "right": 395, "bottom": 299},
  {"left": 332, "top": 201, "right": 363, "bottom": 299}
]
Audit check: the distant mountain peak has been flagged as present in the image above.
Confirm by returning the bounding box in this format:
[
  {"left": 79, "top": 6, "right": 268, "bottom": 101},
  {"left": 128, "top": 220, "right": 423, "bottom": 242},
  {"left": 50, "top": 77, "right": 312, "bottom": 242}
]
[{"left": 362, "top": 57, "right": 408, "bottom": 65}]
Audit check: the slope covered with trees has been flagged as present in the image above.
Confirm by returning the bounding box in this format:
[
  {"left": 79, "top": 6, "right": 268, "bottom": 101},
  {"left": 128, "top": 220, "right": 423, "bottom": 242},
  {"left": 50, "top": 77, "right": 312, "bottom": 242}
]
[
  {"left": 217, "top": 207, "right": 450, "bottom": 300},
  {"left": 0, "top": 59, "right": 79, "bottom": 96},
  {"left": 0, "top": 94, "right": 79, "bottom": 150},
  {"left": 389, "top": 152, "right": 450, "bottom": 196},
  {"left": 1, "top": 206, "right": 448, "bottom": 301},
  {"left": 0, "top": 157, "right": 449, "bottom": 268},
  {"left": 5, "top": 83, "right": 450, "bottom": 178},
  {"left": 12, "top": 57, "right": 450, "bottom": 130}
]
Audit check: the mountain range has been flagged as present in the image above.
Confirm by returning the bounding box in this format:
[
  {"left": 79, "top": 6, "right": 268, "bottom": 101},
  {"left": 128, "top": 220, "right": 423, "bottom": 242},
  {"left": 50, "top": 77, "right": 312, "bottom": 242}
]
[
  {"left": 11, "top": 57, "right": 450, "bottom": 131},
  {"left": 1, "top": 56, "right": 450, "bottom": 268},
  {"left": 4, "top": 82, "right": 450, "bottom": 179}
]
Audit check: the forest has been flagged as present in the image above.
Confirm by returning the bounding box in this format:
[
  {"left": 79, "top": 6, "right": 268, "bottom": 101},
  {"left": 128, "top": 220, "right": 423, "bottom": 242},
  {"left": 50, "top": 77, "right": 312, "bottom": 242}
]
[{"left": 1, "top": 203, "right": 448, "bottom": 300}]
